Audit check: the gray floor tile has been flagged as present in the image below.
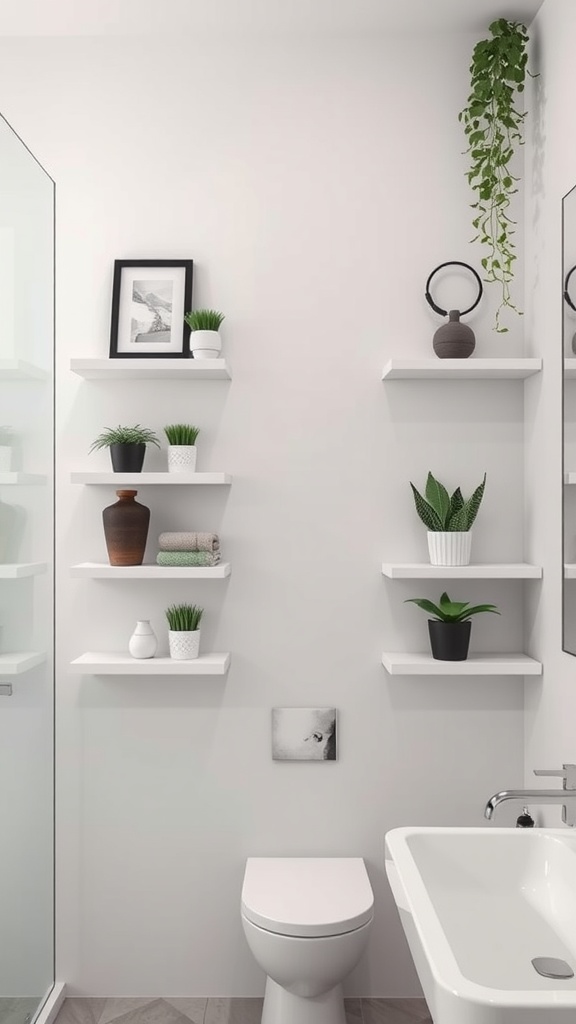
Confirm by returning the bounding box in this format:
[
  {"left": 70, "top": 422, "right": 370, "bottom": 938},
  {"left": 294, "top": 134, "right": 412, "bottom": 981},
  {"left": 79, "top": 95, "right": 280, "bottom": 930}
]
[
  {"left": 204, "top": 999, "right": 263, "bottom": 1024},
  {"left": 54, "top": 1001, "right": 107, "bottom": 1024},
  {"left": 163, "top": 1001, "right": 206, "bottom": 1024},
  {"left": 361, "top": 999, "right": 431, "bottom": 1024},
  {"left": 102, "top": 1002, "right": 191, "bottom": 1024},
  {"left": 344, "top": 997, "right": 363, "bottom": 1024},
  {"left": 100, "top": 1002, "right": 156, "bottom": 1024}
]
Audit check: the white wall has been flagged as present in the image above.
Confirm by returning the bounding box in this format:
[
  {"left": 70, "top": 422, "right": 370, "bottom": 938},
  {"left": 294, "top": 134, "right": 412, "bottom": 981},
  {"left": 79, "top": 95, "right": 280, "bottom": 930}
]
[
  {"left": 523, "top": 1, "right": 576, "bottom": 806},
  {"left": 0, "top": 30, "right": 530, "bottom": 997}
]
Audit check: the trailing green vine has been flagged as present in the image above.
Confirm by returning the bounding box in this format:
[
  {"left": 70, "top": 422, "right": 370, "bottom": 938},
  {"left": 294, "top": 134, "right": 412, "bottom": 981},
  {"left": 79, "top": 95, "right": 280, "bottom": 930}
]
[{"left": 459, "top": 19, "right": 530, "bottom": 333}]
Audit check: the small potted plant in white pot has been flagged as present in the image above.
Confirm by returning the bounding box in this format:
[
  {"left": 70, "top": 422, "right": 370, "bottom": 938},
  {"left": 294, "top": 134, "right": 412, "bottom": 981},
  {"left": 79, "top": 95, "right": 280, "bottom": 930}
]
[
  {"left": 166, "top": 603, "right": 204, "bottom": 660},
  {"left": 405, "top": 591, "right": 500, "bottom": 661},
  {"left": 89, "top": 424, "right": 161, "bottom": 472},
  {"left": 410, "top": 471, "right": 486, "bottom": 565},
  {"left": 164, "top": 423, "right": 200, "bottom": 474},
  {"left": 184, "top": 309, "right": 225, "bottom": 359}
]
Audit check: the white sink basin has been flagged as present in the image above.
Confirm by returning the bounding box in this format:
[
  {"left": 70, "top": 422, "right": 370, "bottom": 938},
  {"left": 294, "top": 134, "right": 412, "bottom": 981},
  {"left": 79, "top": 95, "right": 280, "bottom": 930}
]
[{"left": 385, "top": 827, "right": 576, "bottom": 1024}]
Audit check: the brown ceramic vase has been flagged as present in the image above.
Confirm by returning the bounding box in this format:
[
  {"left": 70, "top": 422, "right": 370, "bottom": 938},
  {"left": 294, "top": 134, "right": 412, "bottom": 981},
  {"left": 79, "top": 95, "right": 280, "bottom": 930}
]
[
  {"left": 102, "top": 489, "right": 150, "bottom": 566},
  {"left": 433, "top": 309, "right": 476, "bottom": 358}
]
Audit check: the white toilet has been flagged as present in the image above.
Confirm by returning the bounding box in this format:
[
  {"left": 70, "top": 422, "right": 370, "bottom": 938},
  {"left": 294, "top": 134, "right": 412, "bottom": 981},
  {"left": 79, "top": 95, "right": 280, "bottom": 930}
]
[{"left": 241, "top": 858, "right": 374, "bottom": 1024}]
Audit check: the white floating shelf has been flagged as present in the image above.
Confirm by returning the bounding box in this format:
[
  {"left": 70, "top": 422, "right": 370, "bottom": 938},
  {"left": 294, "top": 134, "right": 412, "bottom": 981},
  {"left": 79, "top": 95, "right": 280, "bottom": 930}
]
[
  {"left": 0, "top": 652, "right": 46, "bottom": 675},
  {"left": 565, "top": 359, "right": 576, "bottom": 378},
  {"left": 71, "top": 652, "right": 231, "bottom": 675},
  {"left": 565, "top": 565, "right": 576, "bottom": 579},
  {"left": 71, "top": 471, "right": 231, "bottom": 485},
  {"left": 382, "top": 358, "right": 542, "bottom": 380},
  {"left": 71, "top": 562, "right": 231, "bottom": 579},
  {"left": 565, "top": 473, "right": 576, "bottom": 485},
  {"left": 0, "top": 562, "right": 47, "bottom": 578},
  {"left": 0, "top": 359, "right": 47, "bottom": 380},
  {"left": 381, "top": 652, "right": 542, "bottom": 676},
  {"left": 70, "top": 358, "right": 231, "bottom": 380},
  {"left": 382, "top": 562, "right": 542, "bottom": 579},
  {"left": 0, "top": 472, "right": 46, "bottom": 485}
]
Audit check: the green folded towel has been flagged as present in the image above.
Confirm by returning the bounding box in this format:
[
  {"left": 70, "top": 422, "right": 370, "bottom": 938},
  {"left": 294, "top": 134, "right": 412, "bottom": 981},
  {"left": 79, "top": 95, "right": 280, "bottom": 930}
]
[{"left": 156, "top": 550, "right": 220, "bottom": 567}]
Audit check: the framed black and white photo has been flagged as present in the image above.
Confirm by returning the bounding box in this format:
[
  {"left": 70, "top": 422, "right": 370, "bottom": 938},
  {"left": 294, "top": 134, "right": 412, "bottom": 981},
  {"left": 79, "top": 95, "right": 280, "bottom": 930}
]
[
  {"left": 271, "top": 708, "right": 337, "bottom": 761},
  {"left": 109, "top": 259, "right": 194, "bottom": 358}
]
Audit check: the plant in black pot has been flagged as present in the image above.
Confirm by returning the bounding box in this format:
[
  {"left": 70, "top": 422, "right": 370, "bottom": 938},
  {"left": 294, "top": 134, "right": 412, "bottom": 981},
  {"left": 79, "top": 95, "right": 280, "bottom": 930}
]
[
  {"left": 89, "top": 424, "right": 160, "bottom": 472},
  {"left": 405, "top": 591, "right": 500, "bottom": 661}
]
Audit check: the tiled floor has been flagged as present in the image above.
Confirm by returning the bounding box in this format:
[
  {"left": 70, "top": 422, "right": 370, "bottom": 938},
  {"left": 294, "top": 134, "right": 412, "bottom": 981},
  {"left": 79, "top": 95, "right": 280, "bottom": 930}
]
[{"left": 53, "top": 997, "right": 432, "bottom": 1024}]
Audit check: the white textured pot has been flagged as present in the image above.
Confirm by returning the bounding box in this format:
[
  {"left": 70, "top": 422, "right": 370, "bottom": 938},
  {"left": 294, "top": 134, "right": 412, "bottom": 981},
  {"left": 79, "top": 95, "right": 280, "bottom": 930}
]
[
  {"left": 169, "top": 629, "right": 200, "bottom": 660},
  {"left": 168, "top": 445, "right": 197, "bottom": 474},
  {"left": 427, "top": 531, "right": 472, "bottom": 566},
  {"left": 0, "top": 446, "right": 12, "bottom": 472},
  {"left": 190, "top": 330, "right": 221, "bottom": 359},
  {"left": 128, "top": 619, "right": 157, "bottom": 659}
]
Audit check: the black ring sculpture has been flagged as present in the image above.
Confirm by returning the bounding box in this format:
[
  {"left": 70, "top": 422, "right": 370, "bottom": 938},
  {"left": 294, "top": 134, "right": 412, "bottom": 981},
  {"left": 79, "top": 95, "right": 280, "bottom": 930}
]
[
  {"left": 564, "top": 265, "right": 576, "bottom": 312},
  {"left": 425, "top": 261, "right": 483, "bottom": 318}
]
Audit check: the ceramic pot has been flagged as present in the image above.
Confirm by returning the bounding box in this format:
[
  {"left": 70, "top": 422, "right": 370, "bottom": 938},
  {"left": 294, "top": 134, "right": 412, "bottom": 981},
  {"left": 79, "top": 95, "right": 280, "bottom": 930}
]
[
  {"left": 168, "top": 445, "right": 197, "bottom": 473},
  {"left": 168, "top": 630, "right": 200, "bottom": 660},
  {"left": 128, "top": 620, "right": 157, "bottom": 659},
  {"left": 433, "top": 310, "right": 475, "bottom": 358},
  {"left": 190, "top": 330, "right": 221, "bottom": 359},
  {"left": 427, "top": 530, "right": 472, "bottom": 566},
  {"left": 102, "top": 489, "right": 150, "bottom": 566},
  {"left": 110, "top": 442, "right": 146, "bottom": 472},
  {"left": 428, "top": 619, "right": 471, "bottom": 661}
]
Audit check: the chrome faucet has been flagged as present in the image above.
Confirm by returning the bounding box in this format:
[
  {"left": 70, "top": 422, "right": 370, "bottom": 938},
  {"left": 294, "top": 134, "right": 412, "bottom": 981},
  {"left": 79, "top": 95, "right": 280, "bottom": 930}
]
[{"left": 485, "top": 764, "right": 576, "bottom": 826}]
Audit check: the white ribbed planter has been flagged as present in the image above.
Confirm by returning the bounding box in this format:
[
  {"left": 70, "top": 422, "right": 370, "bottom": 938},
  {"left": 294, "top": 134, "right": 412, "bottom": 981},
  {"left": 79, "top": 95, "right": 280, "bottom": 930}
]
[
  {"left": 190, "top": 330, "right": 221, "bottom": 359},
  {"left": 169, "top": 629, "right": 200, "bottom": 660},
  {"left": 427, "top": 531, "right": 472, "bottom": 566},
  {"left": 168, "top": 445, "right": 197, "bottom": 473}
]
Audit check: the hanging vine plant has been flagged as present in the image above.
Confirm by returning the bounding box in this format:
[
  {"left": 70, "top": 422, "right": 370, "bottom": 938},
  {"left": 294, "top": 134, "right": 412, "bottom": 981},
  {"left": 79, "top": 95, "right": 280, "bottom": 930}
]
[{"left": 459, "top": 19, "right": 531, "bottom": 333}]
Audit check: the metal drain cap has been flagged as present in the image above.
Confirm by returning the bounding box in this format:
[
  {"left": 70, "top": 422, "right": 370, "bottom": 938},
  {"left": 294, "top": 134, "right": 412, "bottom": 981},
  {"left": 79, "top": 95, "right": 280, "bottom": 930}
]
[{"left": 532, "top": 957, "right": 575, "bottom": 979}]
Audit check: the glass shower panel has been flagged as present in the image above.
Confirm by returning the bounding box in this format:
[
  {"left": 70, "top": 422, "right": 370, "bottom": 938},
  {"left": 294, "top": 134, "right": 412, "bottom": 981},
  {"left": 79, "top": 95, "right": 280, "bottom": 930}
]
[{"left": 0, "top": 115, "right": 54, "bottom": 1024}]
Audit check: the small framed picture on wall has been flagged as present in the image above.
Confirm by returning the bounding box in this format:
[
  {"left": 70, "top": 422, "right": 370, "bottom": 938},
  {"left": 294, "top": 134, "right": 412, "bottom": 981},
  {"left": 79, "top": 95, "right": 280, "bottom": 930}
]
[{"left": 109, "top": 259, "right": 194, "bottom": 358}]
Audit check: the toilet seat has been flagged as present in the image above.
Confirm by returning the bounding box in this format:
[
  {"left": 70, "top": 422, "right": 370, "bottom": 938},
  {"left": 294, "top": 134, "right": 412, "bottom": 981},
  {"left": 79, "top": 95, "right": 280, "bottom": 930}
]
[{"left": 241, "top": 857, "right": 374, "bottom": 938}]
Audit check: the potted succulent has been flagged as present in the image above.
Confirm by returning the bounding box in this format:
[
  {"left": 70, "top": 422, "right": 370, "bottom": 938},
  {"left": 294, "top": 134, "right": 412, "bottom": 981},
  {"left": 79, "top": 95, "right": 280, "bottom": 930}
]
[
  {"left": 184, "top": 309, "right": 225, "bottom": 359},
  {"left": 405, "top": 591, "right": 500, "bottom": 661},
  {"left": 165, "top": 603, "right": 204, "bottom": 660},
  {"left": 164, "top": 423, "right": 200, "bottom": 474},
  {"left": 89, "top": 424, "right": 160, "bottom": 472},
  {"left": 410, "top": 471, "right": 486, "bottom": 566}
]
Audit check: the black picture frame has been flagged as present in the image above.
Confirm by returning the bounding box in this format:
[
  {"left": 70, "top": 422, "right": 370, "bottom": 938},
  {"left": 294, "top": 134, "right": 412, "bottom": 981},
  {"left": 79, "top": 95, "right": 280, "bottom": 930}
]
[{"left": 109, "top": 259, "right": 194, "bottom": 359}]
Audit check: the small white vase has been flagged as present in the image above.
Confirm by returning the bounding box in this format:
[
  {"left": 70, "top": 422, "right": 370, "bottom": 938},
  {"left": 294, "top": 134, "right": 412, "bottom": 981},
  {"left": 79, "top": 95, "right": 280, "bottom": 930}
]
[
  {"left": 169, "top": 629, "right": 200, "bottom": 660},
  {"left": 0, "top": 447, "right": 12, "bottom": 472},
  {"left": 129, "top": 620, "right": 157, "bottom": 659},
  {"left": 168, "top": 445, "right": 197, "bottom": 474},
  {"left": 190, "top": 330, "right": 221, "bottom": 359},
  {"left": 427, "top": 531, "right": 472, "bottom": 566}
]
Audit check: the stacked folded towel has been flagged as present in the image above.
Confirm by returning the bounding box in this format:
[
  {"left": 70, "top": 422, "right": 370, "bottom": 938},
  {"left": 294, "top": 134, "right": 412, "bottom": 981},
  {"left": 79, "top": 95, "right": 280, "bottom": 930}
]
[{"left": 156, "top": 532, "right": 221, "bottom": 567}]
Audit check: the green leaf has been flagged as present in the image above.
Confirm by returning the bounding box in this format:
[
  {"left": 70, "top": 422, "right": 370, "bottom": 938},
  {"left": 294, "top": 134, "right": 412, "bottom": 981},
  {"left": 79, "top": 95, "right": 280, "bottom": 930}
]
[
  {"left": 454, "top": 603, "right": 500, "bottom": 620},
  {"left": 449, "top": 487, "right": 464, "bottom": 518},
  {"left": 463, "top": 473, "right": 487, "bottom": 528},
  {"left": 410, "top": 483, "right": 444, "bottom": 531},
  {"left": 405, "top": 597, "right": 443, "bottom": 618},
  {"left": 424, "top": 472, "right": 451, "bottom": 527},
  {"left": 446, "top": 505, "right": 469, "bottom": 532}
]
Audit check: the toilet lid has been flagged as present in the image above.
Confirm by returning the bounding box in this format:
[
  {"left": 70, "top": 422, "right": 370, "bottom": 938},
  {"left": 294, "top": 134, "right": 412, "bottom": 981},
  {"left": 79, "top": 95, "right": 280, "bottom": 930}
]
[{"left": 241, "top": 857, "right": 374, "bottom": 938}]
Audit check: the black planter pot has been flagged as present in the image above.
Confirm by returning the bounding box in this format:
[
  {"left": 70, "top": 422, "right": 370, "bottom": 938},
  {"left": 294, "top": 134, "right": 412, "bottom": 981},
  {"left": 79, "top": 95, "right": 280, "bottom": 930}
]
[
  {"left": 428, "top": 619, "right": 471, "bottom": 661},
  {"left": 109, "top": 443, "right": 146, "bottom": 473}
]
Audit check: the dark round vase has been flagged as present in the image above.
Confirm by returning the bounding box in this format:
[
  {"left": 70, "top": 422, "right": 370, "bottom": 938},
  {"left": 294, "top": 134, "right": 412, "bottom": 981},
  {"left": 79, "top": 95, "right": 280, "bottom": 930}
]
[
  {"left": 433, "top": 310, "right": 476, "bottom": 359},
  {"left": 428, "top": 619, "right": 471, "bottom": 661},
  {"left": 110, "top": 443, "right": 146, "bottom": 473},
  {"left": 102, "top": 490, "right": 150, "bottom": 566}
]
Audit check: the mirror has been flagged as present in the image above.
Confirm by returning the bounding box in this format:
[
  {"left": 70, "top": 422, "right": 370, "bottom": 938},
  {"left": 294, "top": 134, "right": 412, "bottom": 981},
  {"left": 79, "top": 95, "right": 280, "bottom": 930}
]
[{"left": 0, "top": 115, "right": 54, "bottom": 1020}]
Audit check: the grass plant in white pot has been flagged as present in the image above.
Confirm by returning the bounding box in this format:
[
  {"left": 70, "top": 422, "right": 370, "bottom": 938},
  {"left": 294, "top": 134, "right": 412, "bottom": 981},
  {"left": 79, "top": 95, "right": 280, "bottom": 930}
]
[
  {"left": 166, "top": 603, "right": 204, "bottom": 660},
  {"left": 410, "top": 471, "right": 486, "bottom": 566},
  {"left": 164, "top": 423, "right": 200, "bottom": 474},
  {"left": 184, "top": 309, "right": 225, "bottom": 359}
]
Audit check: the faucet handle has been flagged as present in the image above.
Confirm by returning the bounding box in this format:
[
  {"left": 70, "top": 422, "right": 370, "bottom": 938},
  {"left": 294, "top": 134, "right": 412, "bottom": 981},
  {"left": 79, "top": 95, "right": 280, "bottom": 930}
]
[{"left": 534, "top": 765, "right": 576, "bottom": 789}]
